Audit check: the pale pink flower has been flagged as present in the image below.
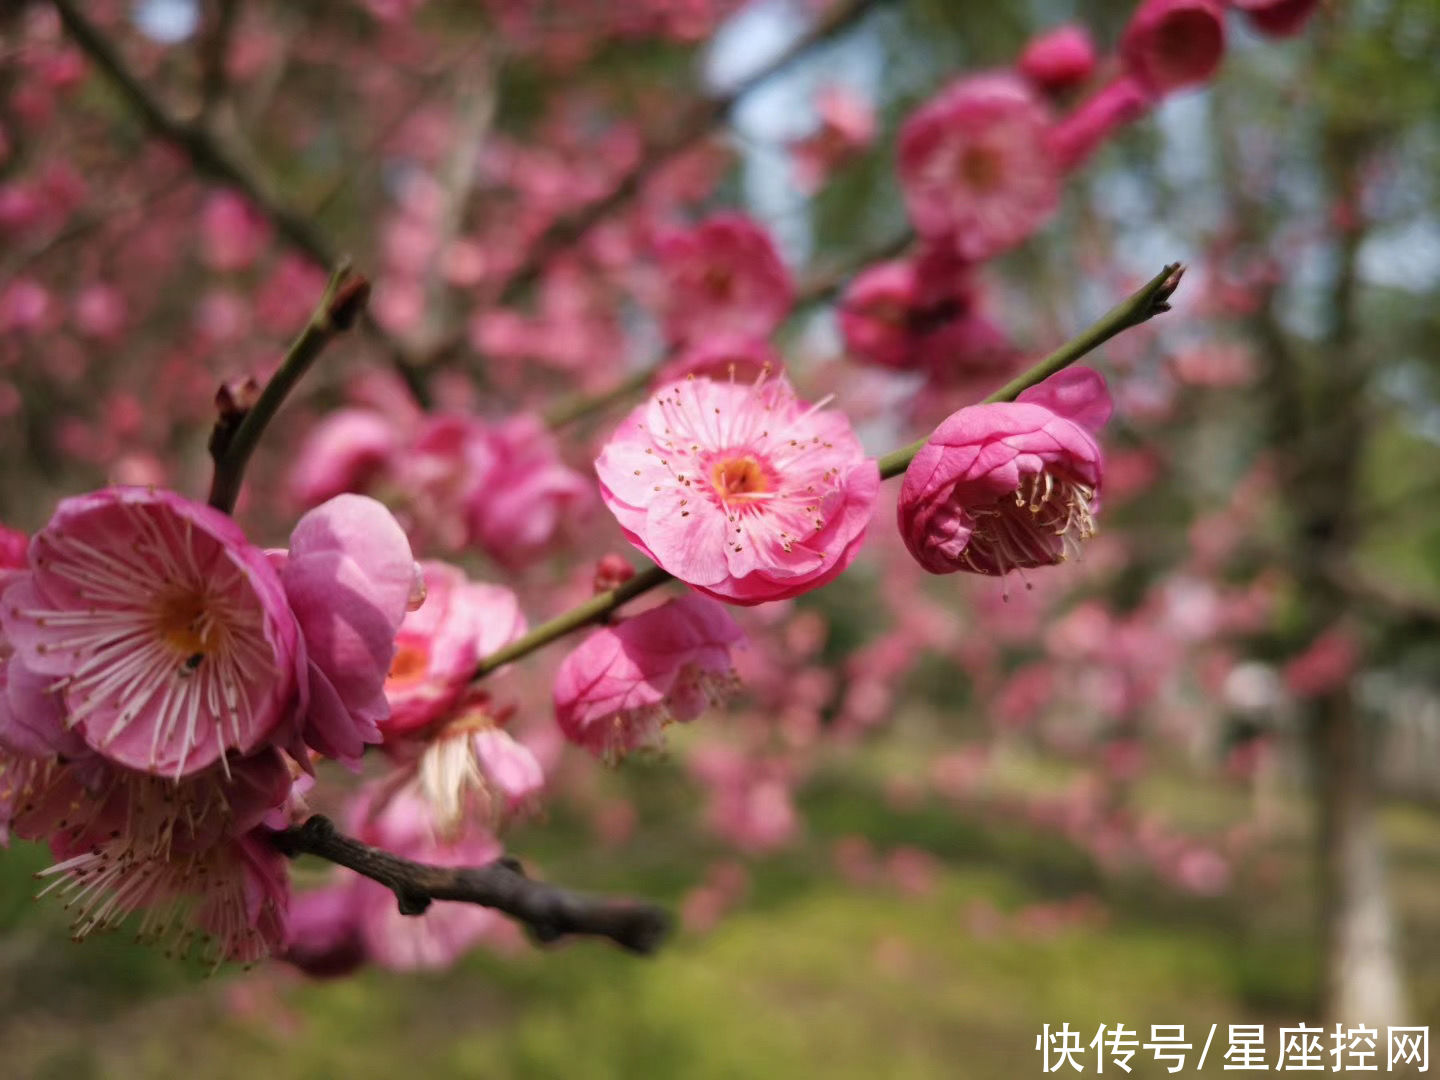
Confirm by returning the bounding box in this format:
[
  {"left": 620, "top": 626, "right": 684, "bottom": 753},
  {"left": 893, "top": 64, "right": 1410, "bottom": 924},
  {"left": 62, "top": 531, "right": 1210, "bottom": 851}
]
[
  {"left": 72, "top": 283, "right": 128, "bottom": 341},
  {"left": 1018, "top": 25, "right": 1098, "bottom": 93},
  {"left": 1232, "top": 0, "right": 1322, "bottom": 37},
  {"left": 2, "top": 488, "right": 301, "bottom": 777},
  {"left": 278, "top": 494, "right": 422, "bottom": 766},
  {"left": 463, "top": 413, "right": 594, "bottom": 569},
  {"left": 1120, "top": 0, "right": 1226, "bottom": 96},
  {"left": 8, "top": 748, "right": 294, "bottom": 964},
  {"left": 200, "top": 190, "right": 271, "bottom": 272},
  {"left": 897, "top": 73, "right": 1060, "bottom": 261},
  {"left": 689, "top": 746, "right": 799, "bottom": 854},
  {"left": 897, "top": 367, "right": 1110, "bottom": 577},
  {"left": 553, "top": 594, "right": 744, "bottom": 760},
  {"left": 416, "top": 710, "right": 544, "bottom": 834},
  {"left": 289, "top": 409, "right": 399, "bottom": 508},
  {"left": 656, "top": 213, "right": 794, "bottom": 345},
  {"left": 596, "top": 376, "right": 879, "bottom": 604},
  {"left": 1048, "top": 77, "right": 1151, "bottom": 173},
  {"left": 1170, "top": 341, "right": 1257, "bottom": 388},
  {"left": 382, "top": 561, "right": 526, "bottom": 739}
]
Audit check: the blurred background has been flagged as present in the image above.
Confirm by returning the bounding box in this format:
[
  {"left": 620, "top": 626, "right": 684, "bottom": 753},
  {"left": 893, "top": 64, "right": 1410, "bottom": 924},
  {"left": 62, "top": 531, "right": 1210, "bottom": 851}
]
[{"left": 1, "top": 0, "right": 1439, "bottom": 1075}]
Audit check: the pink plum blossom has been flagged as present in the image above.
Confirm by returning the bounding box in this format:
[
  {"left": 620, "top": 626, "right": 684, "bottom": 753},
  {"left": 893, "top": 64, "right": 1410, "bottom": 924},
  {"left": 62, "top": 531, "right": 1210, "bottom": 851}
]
[
  {"left": 595, "top": 376, "right": 879, "bottom": 604},
  {"left": 1018, "top": 25, "right": 1098, "bottom": 93},
  {"left": 656, "top": 335, "right": 781, "bottom": 385},
  {"left": 2, "top": 487, "right": 302, "bottom": 777},
  {"left": 200, "top": 189, "right": 272, "bottom": 272},
  {"left": 416, "top": 709, "right": 544, "bottom": 834},
  {"left": 790, "top": 85, "right": 876, "bottom": 192},
  {"left": 896, "top": 73, "right": 1060, "bottom": 261},
  {"left": 897, "top": 367, "right": 1111, "bottom": 577},
  {"left": 278, "top": 494, "right": 423, "bottom": 766},
  {"left": 1120, "top": 0, "right": 1226, "bottom": 96},
  {"left": 5, "top": 748, "right": 294, "bottom": 963},
  {"left": 689, "top": 745, "right": 799, "bottom": 854},
  {"left": 382, "top": 561, "right": 526, "bottom": 738},
  {"left": 553, "top": 594, "right": 744, "bottom": 760},
  {"left": 290, "top": 409, "right": 400, "bottom": 508},
  {"left": 656, "top": 213, "right": 794, "bottom": 345}
]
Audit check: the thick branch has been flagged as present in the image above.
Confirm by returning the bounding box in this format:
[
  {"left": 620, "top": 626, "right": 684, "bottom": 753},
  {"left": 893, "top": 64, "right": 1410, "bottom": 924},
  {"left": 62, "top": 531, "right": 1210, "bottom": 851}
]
[
  {"left": 271, "top": 815, "right": 671, "bottom": 955},
  {"left": 495, "top": 0, "right": 889, "bottom": 306},
  {"left": 475, "top": 263, "right": 1184, "bottom": 683},
  {"left": 208, "top": 266, "right": 370, "bottom": 513}
]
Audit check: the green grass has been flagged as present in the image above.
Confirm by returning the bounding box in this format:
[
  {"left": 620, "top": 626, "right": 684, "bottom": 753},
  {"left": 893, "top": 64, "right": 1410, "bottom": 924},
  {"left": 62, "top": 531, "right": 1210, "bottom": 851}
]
[{"left": 1, "top": 766, "right": 1438, "bottom": 1079}]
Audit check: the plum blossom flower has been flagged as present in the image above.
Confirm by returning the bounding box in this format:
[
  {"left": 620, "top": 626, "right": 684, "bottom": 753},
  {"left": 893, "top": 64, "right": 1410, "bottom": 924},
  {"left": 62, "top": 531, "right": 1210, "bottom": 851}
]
[
  {"left": 5, "top": 748, "right": 295, "bottom": 964},
  {"left": 897, "top": 367, "right": 1111, "bottom": 577},
  {"left": 656, "top": 214, "right": 794, "bottom": 345},
  {"left": 790, "top": 85, "right": 876, "bottom": 192},
  {"left": 1018, "top": 25, "right": 1098, "bottom": 93},
  {"left": 1120, "top": 0, "right": 1226, "bottom": 96},
  {"left": 688, "top": 745, "right": 799, "bottom": 854},
  {"left": 382, "top": 561, "right": 526, "bottom": 739},
  {"left": 200, "top": 190, "right": 271, "bottom": 272},
  {"left": 290, "top": 409, "right": 399, "bottom": 508},
  {"left": 553, "top": 594, "right": 745, "bottom": 760},
  {"left": 1, "top": 488, "right": 418, "bottom": 777},
  {"left": 897, "top": 73, "right": 1060, "bottom": 261},
  {"left": 595, "top": 376, "right": 879, "bottom": 604},
  {"left": 2, "top": 488, "right": 301, "bottom": 777},
  {"left": 656, "top": 335, "right": 781, "bottom": 385},
  {"left": 1048, "top": 77, "right": 1151, "bottom": 173},
  {"left": 415, "top": 706, "right": 544, "bottom": 834}
]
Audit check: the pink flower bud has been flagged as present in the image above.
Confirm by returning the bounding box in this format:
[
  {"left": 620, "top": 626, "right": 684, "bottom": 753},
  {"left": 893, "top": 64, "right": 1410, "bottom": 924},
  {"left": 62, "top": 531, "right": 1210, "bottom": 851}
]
[
  {"left": 1019, "top": 25, "right": 1098, "bottom": 93},
  {"left": 1120, "top": 0, "right": 1226, "bottom": 95},
  {"left": 1048, "top": 77, "right": 1151, "bottom": 173},
  {"left": 656, "top": 213, "right": 794, "bottom": 346},
  {"left": 897, "top": 367, "right": 1110, "bottom": 577},
  {"left": 1231, "top": 0, "right": 1322, "bottom": 37}
]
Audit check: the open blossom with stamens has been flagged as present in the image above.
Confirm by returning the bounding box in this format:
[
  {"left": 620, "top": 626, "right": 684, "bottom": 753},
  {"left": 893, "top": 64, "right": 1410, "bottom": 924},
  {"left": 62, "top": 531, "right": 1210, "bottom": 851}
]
[
  {"left": 897, "top": 73, "right": 1060, "bottom": 261},
  {"left": 4, "top": 747, "right": 294, "bottom": 964},
  {"left": 656, "top": 214, "right": 794, "bottom": 346},
  {"left": 595, "top": 376, "right": 879, "bottom": 604},
  {"left": 897, "top": 367, "right": 1111, "bottom": 577},
  {"left": 1, "top": 488, "right": 417, "bottom": 777},
  {"left": 381, "top": 561, "right": 526, "bottom": 739},
  {"left": 553, "top": 594, "right": 745, "bottom": 760},
  {"left": 415, "top": 699, "right": 544, "bottom": 834},
  {"left": 1, "top": 488, "right": 301, "bottom": 777}
]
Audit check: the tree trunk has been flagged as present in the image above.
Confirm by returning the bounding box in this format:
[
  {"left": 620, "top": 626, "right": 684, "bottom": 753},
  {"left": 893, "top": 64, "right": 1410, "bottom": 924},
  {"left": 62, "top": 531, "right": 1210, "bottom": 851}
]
[{"left": 1308, "top": 686, "right": 1406, "bottom": 1026}]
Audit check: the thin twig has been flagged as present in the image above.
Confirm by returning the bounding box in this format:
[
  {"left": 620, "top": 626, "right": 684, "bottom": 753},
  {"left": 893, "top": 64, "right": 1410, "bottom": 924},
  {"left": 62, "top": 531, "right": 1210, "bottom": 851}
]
[
  {"left": 270, "top": 815, "right": 671, "bottom": 955},
  {"left": 199, "top": 0, "right": 241, "bottom": 121},
  {"left": 474, "top": 264, "right": 1185, "bottom": 684},
  {"left": 207, "top": 265, "right": 370, "bottom": 513}
]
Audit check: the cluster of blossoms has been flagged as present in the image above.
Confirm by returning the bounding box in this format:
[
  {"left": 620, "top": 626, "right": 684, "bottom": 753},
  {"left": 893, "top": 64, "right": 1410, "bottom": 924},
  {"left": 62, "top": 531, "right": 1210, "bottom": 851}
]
[
  {"left": 0, "top": 491, "right": 419, "bottom": 961},
  {"left": 292, "top": 383, "right": 592, "bottom": 569}
]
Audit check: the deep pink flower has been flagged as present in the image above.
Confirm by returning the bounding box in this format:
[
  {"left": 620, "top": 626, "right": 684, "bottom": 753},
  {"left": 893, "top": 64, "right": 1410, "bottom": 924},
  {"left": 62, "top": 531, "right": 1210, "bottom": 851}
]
[
  {"left": 897, "top": 367, "right": 1111, "bottom": 576},
  {"left": 290, "top": 409, "right": 400, "bottom": 508},
  {"left": 8, "top": 748, "right": 294, "bottom": 963},
  {"left": 1282, "top": 626, "right": 1358, "bottom": 699},
  {"left": 1019, "top": 25, "right": 1098, "bottom": 93},
  {"left": 2, "top": 488, "right": 300, "bottom": 777},
  {"left": 280, "top": 883, "right": 367, "bottom": 978},
  {"left": 897, "top": 73, "right": 1060, "bottom": 261},
  {"left": 1231, "top": 0, "right": 1322, "bottom": 37},
  {"left": 382, "top": 561, "right": 526, "bottom": 738},
  {"left": 553, "top": 594, "right": 744, "bottom": 760},
  {"left": 656, "top": 213, "right": 794, "bottom": 345},
  {"left": 1048, "top": 77, "right": 1151, "bottom": 173},
  {"left": 1120, "top": 0, "right": 1226, "bottom": 96},
  {"left": 279, "top": 494, "right": 422, "bottom": 766},
  {"left": 596, "top": 376, "right": 879, "bottom": 604}
]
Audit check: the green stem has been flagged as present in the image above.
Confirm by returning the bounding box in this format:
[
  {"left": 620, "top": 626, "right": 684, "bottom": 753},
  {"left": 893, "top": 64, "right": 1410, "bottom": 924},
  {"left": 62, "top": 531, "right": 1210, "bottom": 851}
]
[
  {"left": 471, "top": 263, "right": 1184, "bottom": 683},
  {"left": 207, "top": 266, "right": 366, "bottom": 514}
]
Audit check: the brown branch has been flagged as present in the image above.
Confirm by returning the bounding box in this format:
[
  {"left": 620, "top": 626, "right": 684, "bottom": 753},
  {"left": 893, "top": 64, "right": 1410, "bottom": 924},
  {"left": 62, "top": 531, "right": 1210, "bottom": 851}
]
[
  {"left": 494, "top": 0, "right": 890, "bottom": 307},
  {"left": 271, "top": 815, "right": 671, "bottom": 955}
]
